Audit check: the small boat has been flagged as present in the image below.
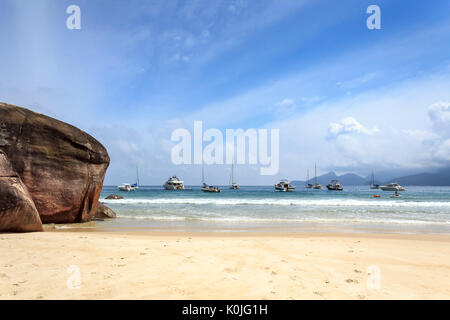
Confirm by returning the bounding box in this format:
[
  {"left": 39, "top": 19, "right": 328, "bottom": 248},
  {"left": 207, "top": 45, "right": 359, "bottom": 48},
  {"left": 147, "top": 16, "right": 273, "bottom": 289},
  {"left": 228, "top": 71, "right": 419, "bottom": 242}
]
[
  {"left": 312, "top": 163, "right": 322, "bottom": 189},
  {"left": 373, "top": 194, "right": 381, "bottom": 198},
  {"left": 305, "top": 169, "right": 313, "bottom": 189},
  {"left": 201, "top": 183, "right": 221, "bottom": 193},
  {"left": 118, "top": 183, "right": 132, "bottom": 192},
  {"left": 274, "top": 179, "right": 296, "bottom": 192},
  {"left": 390, "top": 191, "right": 402, "bottom": 198},
  {"left": 370, "top": 170, "right": 379, "bottom": 189},
  {"left": 201, "top": 166, "right": 220, "bottom": 193},
  {"left": 380, "top": 182, "right": 405, "bottom": 192},
  {"left": 163, "top": 176, "right": 185, "bottom": 190},
  {"left": 326, "top": 180, "right": 343, "bottom": 191},
  {"left": 229, "top": 182, "right": 240, "bottom": 190},
  {"left": 131, "top": 166, "right": 140, "bottom": 191},
  {"left": 118, "top": 165, "right": 140, "bottom": 191},
  {"left": 229, "top": 162, "right": 240, "bottom": 190}
]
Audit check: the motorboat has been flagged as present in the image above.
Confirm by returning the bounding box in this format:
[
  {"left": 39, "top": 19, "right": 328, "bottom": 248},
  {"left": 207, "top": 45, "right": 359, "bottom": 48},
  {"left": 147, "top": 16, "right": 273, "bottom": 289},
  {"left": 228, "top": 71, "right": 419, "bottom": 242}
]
[
  {"left": 390, "top": 191, "right": 402, "bottom": 198},
  {"left": 274, "top": 179, "right": 296, "bottom": 192},
  {"left": 380, "top": 182, "right": 406, "bottom": 192},
  {"left": 326, "top": 180, "right": 343, "bottom": 191},
  {"left": 164, "top": 176, "right": 185, "bottom": 190}
]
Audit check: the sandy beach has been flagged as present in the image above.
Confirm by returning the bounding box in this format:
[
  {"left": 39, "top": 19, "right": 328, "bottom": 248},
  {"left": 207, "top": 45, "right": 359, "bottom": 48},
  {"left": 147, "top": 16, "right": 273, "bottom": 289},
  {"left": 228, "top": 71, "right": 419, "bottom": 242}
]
[{"left": 1, "top": 230, "right": 449, "bottom": 300}]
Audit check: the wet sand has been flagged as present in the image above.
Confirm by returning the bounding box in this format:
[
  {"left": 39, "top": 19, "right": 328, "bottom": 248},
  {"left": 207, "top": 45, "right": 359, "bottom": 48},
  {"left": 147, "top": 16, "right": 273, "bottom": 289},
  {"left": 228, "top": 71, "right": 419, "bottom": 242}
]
[{"left": 0, "top": 231, "right": 449, "bottom": 299}]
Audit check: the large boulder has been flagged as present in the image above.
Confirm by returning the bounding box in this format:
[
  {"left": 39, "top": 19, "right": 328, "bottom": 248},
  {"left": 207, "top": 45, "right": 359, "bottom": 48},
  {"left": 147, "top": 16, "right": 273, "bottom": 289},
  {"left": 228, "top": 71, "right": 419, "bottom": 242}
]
[
  {"left": 0, "top": 103, "right": 110, "bottom": 224},
  {"left": 105, "top": 194, "right": 124, "bottom": 200},
  {"left": 95, "top": 203, "right": 117, "bottom": 219},
  {"left": 0, "top": 151, "right": 43, "bottom": 232}
]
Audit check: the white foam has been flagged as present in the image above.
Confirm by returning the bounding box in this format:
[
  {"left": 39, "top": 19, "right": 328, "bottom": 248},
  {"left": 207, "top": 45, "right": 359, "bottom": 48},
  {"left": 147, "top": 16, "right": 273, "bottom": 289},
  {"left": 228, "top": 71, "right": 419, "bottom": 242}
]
[
  {"left": 103, "top": 197, "right": 450, "bottom": 208},
  {"left": 115, "top": 214, "right": 450, "bottom": 225}
]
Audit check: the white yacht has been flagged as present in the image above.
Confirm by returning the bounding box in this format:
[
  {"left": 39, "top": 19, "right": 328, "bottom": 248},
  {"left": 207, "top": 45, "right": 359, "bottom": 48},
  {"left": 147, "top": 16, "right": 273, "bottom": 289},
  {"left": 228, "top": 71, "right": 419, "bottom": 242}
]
[
  {"left": 274, "top": 179, "right": 296, "bottom": 192},
  {"left": 163, "top": 176, "right": 185, "bottom": 190},
  {"left": 380, "top": 182, "right": 406, "bottom": 192},
  {"left": 118, "top": 183, "right": 132, "bottom": 192}
]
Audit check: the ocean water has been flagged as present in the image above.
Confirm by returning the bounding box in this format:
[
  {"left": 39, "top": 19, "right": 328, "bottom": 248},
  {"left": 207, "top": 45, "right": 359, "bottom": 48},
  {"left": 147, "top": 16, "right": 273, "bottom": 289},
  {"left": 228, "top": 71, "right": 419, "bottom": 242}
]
[{"left": 98, "top": 186, "right": 450, "bottom": 234}]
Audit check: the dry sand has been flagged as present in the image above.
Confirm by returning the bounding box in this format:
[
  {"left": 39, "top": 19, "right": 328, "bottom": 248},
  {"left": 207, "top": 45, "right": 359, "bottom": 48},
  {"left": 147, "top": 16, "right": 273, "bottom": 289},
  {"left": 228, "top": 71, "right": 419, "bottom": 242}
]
[{"left": 0, "top": 231, "right": 449, "bottom": 299}]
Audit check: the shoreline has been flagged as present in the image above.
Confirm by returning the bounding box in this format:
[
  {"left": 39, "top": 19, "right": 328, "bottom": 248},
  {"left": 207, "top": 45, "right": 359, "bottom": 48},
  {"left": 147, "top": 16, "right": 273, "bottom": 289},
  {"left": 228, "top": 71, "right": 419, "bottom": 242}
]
[
  {"left": 43, "top": 218, "right": 450, "bottom": 236},
  {"left": 1, "top": 230, "right": 449, "bottom": 299}
]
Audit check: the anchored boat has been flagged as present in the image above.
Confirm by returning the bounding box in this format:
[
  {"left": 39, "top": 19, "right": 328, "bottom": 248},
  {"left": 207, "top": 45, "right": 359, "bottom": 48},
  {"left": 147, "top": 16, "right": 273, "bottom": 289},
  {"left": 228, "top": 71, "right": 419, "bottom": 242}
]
[
  {"left": 312, "top": 163, "right": 322, "bottom": 189},
  {"left": 229, "top": 162, "right": 240, "bottom": 190},
  {"left": 305, "top": 169, "right": 313, "bottom": 189},
  {"left": 274, "top": 179, "right": 296, "bottom": 192},
  {"left": 201, "top": 166, "right": 221, "bottom": 193},
  {"left": 163, "top": 176, "right": 185, "bottom": 190},
  {"left": 370, "top": 170, "right": 379, "bottom": 189},
  {"left": 326, "top": 180, "right": 343, "bottom": 191},
  {"left": 380, "top": 182, "right": 406, "bottom": 192}
]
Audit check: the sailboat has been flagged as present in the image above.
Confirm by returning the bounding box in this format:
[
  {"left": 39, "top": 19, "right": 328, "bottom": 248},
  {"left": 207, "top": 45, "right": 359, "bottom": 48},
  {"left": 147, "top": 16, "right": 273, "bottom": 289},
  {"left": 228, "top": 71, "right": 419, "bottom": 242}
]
[
  {"left": 305, "top": 169, "right": 313, "bottom": 189},
  {"left": 118, "top": 165, "right": 140, "bottom": 191},
  {"left": 201, "top": 166, "right": 220, "bottom": 193},
  {"left": 370, "top": 170, "right": 379, "bottom": 189},
  {"left": 312, "top": 163, "right": 322, "bottom": 189},
  {"left": 229, "top": 162, "right": 240, "bottom": 190},
  {"left": 131, "top": 165, "right": 140, "bottom": 191}
]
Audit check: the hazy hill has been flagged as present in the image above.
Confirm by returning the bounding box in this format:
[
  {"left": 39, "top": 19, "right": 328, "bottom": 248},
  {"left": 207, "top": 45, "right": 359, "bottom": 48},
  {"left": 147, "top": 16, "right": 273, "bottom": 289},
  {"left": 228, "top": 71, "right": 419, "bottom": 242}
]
[
  {"left": 291, "top": 168, "right": 450, "bottom": 186},
  {"left": 292, "top": 171, "right": 365, "bottom": 186},
  {"left": 386, "top": 168, "right": 450, "bottom": 186}
]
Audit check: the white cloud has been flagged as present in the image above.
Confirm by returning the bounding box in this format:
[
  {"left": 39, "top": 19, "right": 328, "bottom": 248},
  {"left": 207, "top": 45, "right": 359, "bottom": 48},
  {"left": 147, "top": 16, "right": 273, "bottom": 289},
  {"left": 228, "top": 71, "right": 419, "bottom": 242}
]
[
  {"left": 328, "top": 117, "right": 379, "bottom": 137},
  {"left": 428, "top": 101, "right": 450, "bottom": 135},
  {"left": 336, "top": 72, "right": 378, "bottom": 89},
  {"left": 275, "top": 98, "right": 294, "bottom": 108}
]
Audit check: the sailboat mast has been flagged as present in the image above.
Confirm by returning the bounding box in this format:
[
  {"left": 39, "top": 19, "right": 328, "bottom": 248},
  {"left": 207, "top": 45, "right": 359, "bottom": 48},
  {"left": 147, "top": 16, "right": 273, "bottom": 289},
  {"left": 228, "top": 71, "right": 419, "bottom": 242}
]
[
  {"left": 202, "top": 166, "right": 205, "bottom": 184},
  {"left": 314, "top": 163, "right": 317, "bottom": 185},
  {"left": 231, "top": 162, "right": 234, "bottom": 184},
  {"left": 306, "top": 169, "right": 309, "bottom": 186},
  {"left": 136, "top": 165, "right": 140, "bottom": 186}
]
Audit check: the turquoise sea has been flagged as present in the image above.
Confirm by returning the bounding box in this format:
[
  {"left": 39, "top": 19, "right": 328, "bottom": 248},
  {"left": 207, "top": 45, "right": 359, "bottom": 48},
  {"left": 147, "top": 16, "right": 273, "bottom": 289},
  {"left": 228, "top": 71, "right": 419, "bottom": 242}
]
[{"left": 98, "top": 186, "right": 450, "bottom": 234}]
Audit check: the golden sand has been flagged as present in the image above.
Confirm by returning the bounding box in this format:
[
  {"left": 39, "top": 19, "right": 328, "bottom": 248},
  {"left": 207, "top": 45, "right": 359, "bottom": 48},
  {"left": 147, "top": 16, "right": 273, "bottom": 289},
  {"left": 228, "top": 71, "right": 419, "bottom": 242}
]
[{"left": 0, "top": 231, "right": 449, "bottom": 299}]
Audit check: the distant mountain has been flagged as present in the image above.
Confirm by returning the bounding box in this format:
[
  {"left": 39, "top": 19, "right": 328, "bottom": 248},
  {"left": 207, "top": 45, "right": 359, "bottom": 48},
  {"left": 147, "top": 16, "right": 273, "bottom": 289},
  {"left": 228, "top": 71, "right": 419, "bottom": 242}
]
[
  {"left": 385, "top": 168, "right": 450, "bottom": 186},
  {"left": 291, "top": 168, "right": 450, "bottom": 186},
  {"left": 292, "top": 171, "right": 365, "bottom": 186}
]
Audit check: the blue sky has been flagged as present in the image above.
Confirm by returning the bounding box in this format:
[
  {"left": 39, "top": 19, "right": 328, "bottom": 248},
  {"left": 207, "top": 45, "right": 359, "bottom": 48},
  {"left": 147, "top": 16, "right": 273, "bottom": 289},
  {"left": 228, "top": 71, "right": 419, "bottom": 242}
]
[{"left": 1, "top": 0, "right": 450, "bottom": 185}]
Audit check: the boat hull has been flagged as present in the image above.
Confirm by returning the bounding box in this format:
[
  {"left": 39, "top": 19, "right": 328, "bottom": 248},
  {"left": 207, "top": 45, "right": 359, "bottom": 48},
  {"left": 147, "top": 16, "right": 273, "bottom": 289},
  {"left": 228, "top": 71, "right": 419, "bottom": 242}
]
[
  {"left": 327, "top": 186, "right": 343, "bottom": 191},
  {"left": 201, "top": 188, "right": 220, "bottom": 193},
  {"left": 380, "top": 186, "right": 405, "bottom": 191}
]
